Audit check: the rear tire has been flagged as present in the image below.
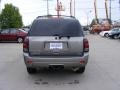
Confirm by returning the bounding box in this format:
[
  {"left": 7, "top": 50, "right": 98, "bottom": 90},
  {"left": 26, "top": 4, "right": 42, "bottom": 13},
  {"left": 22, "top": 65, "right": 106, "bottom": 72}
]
[
  {"left": 118, "top": 34, "right": 120, "bottom": 39},
  {"left": 17, "top": 37, "right": 23, "bottom": 43},
  {"left": 75, "top": 67, "right": 85, "bottom": 74},
  {"left": 27, "top": 67, "right": 37, "bottom": 74},
  {"left": 113, "top": 35, "right": 118, "bottom": 39}
]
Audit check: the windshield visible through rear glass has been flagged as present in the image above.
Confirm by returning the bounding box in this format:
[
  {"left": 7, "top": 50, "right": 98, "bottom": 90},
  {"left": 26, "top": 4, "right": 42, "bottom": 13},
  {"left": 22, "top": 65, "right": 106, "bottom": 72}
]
[{"left": 29, "top": 18, "right": 83, "bottom": 37}]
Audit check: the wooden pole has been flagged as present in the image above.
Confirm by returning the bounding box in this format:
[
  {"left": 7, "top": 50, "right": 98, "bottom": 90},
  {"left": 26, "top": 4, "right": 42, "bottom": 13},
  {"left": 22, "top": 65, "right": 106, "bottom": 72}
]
[
  {"left": 105, "top": 0, "right": 108, "bottom": 19},
  {"left": 94, "top": 0, "right": 98, "bottom": 23},
  {"left": 57, "top": 0, "right": 59, "bottom": 17}
]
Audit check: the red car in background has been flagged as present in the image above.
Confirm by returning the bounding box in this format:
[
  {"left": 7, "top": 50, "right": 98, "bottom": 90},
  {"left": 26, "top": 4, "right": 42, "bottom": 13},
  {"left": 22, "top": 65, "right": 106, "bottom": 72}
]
[{"left": 0, "top": 28, "right": 27, "bottom": 43}]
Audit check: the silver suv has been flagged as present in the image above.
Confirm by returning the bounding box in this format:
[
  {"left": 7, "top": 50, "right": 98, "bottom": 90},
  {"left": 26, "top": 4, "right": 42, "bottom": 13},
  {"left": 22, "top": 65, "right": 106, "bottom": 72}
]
[{"left": 23, "top": 15, "right": 89, "bottom": 74}]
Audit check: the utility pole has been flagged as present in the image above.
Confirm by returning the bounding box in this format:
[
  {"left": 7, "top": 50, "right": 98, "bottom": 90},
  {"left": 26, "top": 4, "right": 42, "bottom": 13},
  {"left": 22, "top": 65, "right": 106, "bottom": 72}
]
[
  {"left": 43, "top": 0, "right": 52, "bottom": 15},
  {"left": 109, "top": 0, "right": 111, "bottom": 20},
  {"left": 57, "top": 0, "right": 59, "bottom": 16},
  {"left": 74, "top": 0, "right": 75, "bottom": 17},
  {"left": 47, "top": 0, "right": 49, "bottom": 15},
  {"left": 70, "top": 0, "right": 72, "bottom": 16},
  {"left": 105, "top": 0, "right": 109, "bottom": 19},
  {"left": 94, "top": 0, "right": 98, "bottom": 23},
  {"left": 109, "top": 0, "right": 115, "bottom": 20}
]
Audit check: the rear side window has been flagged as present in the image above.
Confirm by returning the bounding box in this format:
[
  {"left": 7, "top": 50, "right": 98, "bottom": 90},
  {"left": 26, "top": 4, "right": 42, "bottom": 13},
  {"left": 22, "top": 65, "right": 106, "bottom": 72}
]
[
  {"left": 10, "top": 29, "right": 19, "bottom": 34},
  {"left": 1, "top": 29, "right": 9, "bottom": 34},
  {"left": 29, "top": 18, "right": 84, "bottom": 37}
]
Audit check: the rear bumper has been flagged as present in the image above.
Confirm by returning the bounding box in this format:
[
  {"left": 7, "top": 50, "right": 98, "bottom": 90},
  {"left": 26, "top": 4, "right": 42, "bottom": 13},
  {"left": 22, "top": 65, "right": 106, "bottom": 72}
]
[{"left": 23, "top": 53, "right": 89, "bottom": 68}]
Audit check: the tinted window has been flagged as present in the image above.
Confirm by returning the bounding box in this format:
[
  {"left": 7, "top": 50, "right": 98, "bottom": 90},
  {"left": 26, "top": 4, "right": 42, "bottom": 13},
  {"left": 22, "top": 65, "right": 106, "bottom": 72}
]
[
  {"left": 1, "top": 29, "right": 9, "bottom": 34},
  {"left": 29, "top": 18, "right": 83, "bottom": 37},
  {"left": 10, "top": 29, "right": 18, "bottom": 34},
  {"left": 111, "top": 28, "right": 120, "bottom": 32}
]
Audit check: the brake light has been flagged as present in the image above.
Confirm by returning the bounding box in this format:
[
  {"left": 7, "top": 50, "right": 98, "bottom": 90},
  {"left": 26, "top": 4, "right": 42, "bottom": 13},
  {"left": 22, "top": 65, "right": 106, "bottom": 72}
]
[
  {"left": 23, "top": 37, "right": 29, "bottom": 52},
  {"left": 83, "top": 38, "right": 89, "bottom": 52}
]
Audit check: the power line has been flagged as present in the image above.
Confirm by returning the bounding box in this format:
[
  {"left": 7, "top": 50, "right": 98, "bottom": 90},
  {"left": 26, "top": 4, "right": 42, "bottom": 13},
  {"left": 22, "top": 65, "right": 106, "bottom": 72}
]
[
  {"left": 74, "top": 7, "right": 120, "bottom": 9},
  {"left": 22, "top": 6, "right": 120, "bottom": 14}
]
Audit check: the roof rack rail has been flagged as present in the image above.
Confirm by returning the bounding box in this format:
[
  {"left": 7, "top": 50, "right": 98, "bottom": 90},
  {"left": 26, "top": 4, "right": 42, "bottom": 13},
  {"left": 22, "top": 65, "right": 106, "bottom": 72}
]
[{"left": 36, "top": 15, "right": 75, "bottom": 19}]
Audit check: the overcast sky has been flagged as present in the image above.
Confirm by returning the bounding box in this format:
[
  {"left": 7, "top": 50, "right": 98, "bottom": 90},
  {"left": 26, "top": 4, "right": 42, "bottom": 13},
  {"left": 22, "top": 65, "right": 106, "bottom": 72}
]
[{"left": 0, "top": 0, "right": 120, "bottom": 25}]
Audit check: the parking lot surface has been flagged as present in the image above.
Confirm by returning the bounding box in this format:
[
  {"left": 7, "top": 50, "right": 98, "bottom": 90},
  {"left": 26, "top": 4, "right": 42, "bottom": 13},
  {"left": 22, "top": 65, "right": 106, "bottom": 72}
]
[{"left": 0, "top": 35, "right": 120, "bottom": 90}]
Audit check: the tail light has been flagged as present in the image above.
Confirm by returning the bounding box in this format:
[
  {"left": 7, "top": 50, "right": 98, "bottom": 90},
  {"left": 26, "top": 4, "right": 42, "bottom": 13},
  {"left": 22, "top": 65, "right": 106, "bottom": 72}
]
[
  {"left": 83, "top": 38, "right": 89, "bottom": 52},
  {"left": 23, "top": 37, "right": 29, "bottom": 52}
]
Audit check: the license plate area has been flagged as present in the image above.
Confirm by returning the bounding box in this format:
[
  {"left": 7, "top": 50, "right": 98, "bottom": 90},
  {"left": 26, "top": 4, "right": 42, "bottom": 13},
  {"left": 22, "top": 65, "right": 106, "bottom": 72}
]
[
  {"left": 50, "top": 43, "right": 63, "bottom": 50},
  {"left": 44, "top": 42, "right": 68, "bottom": 53}
]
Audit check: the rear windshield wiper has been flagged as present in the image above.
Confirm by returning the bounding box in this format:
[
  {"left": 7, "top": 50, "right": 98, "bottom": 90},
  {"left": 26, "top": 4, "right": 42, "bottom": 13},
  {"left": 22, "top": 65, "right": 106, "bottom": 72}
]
[{"left": 53, "top": 34, "right": 70, "bottom": 39}]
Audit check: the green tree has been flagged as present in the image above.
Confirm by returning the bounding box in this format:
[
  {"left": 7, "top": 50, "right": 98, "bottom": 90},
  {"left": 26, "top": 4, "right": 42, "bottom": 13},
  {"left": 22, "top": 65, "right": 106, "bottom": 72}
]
[{"left": 0, "top": 4, "right": 23, "bottom": 29}]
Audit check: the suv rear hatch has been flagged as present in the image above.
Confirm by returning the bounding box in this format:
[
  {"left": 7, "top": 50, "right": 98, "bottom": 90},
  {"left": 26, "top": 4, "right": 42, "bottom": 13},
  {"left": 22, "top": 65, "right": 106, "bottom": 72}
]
[{"left": 28, "top": 18, "right": 84, "bottom": 56}]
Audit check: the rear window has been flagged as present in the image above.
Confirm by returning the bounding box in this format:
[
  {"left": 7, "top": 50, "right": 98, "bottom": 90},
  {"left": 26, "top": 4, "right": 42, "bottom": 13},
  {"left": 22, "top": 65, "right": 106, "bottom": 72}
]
[{"left": 29, "top": 18, "right": 84, "bottom": 37}]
